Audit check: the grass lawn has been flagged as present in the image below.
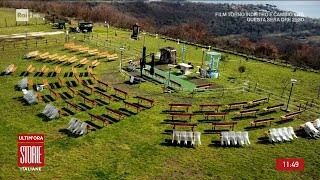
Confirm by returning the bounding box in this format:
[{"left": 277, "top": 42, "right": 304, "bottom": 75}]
[{"left": 0, "top": 8, "right": 320, "bottom": 179}]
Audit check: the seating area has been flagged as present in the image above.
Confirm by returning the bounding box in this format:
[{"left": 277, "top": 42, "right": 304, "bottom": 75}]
[
  {"left": 64, "top": 43, "right": 118, "bottom": 60},
  {"left": 23, "top": 90, "right": 38, "bottom": 105},
  {"left": 3, "top": 64, "right": 17, "bottom": 75},
  {"left": 42, "top": 104, "right": 60, "bottom": 120},
  {"left": 172, "top": 131, "right": 201, "bottom": 146},
  {"left": 66, "top": 117, "right": 89, "bottom": 136},
  {"left": 267, "top": 127, "right": 297, "bottom": 143},
  {"left": 301, "top": 120, "right": 320, "bottom": 139},
  {"left": 220, "top": 131, "right": 250, "bottom": 146}
]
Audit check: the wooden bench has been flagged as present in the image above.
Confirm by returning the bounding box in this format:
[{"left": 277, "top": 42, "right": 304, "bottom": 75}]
[
  {"left": 49, "top": 88, "right": 60, "bottom": 99},
  {"left": 36, "top": 93, "right": 43, "bottom": 102},
  {"left": 204, "top": 112, "right": 228, "bottom": 120},
  {"left": 199, "top": 104, "right": 221, "bottom": 112},
  {"left": 80, "top": 95, "right": 97, "bottom": 107},
  {"left": 96, "top": 91, "right": 112, "bottom": 103},
  {"left": 225, "top": 102, "right": 247, "bottom": 110},
  {"left": 194, "top": 84, "right": 212, "bottom": 91},
  {"left": 55, "top": 66, "right": 62, "bottom": 74},
  {"left": 212, "top": 122, "right": 237, "bottom": 131},
  {"left": 75, "top": 76, "right": 83, "bottom": 84},
  {"left": 263, "top": 104, "right": 284, "bottom": 112},
  {"left": 106, "top": 107, "right": 124, "bottom": 120},
  {"left": 135, "top": 96, "right": 154, "bottom": 107},
  {"left": 236, "top": 109, "right": 259, "bottom": 117},
  {"left": 280, "top": 111, "right": 302, "bottom": 122},
  {"left": 97, "top": 80, "right": 111, "bottom": 90},
  {"left": 27, "top": 65, "right": 35, "bottom": 74},
  {"left": 66, "top": 86, "right": 78, "bottom": 97},
  {"left": 248, "top": 98, "right": 268, "bottom": 106},
  {"left": 170, "top": 123, "right": 198, "bottom": 131},
  {"left": 65, "top": 101, "right": 81, "bottom": 112},
  {"left": 58, "top": 77, "right": 66, "bottom": 86},
  {"left": 169, "top": 104, "right": 192, "bottom": 112},
  {"left": 88, "top": 113, "right": 108, "bottom": 126},
  {"left": 124, "top": 101, "right": 142, "bottom": 113},
  {"left": 170, "top": 113, "right": 193, "bottom": 121},
  {"left": 114, "top": 88, "right": 128, "bottom": 99},
  {"left": 42, "top": 79, "right": 49, "bottom": 87},
  {"left": 41, "top": 65, "right": 49, "bottom": 74},
  {"left": 144, "top": 68, "right": 151, "bottom": 75},
  {"left": 28, "top": 79, "right": 33, "bottom": 88},
  {"left": 250, "top": 118, "right": 275, "bottom": 127},
  {"left": 82, "top": 83, "right": 96, "bottom": 94}
]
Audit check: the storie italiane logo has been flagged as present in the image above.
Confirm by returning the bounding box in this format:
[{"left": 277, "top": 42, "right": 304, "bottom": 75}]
[{"left": 18, "top": 134, "right": 44, "bottom": 171}]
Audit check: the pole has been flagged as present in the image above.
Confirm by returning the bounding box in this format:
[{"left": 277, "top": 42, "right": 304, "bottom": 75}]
[
  {"left": 168, "top": 68, "right": 171, "bottom": 87},
  {"left": 201, "top": 50, "right": 205, "bottom": 68},
  {"left": 120, "top": 49, "right": 123, "bottom": 70},
  {"left": 285, "top": 82, "right": 294, "bottom": 111}
]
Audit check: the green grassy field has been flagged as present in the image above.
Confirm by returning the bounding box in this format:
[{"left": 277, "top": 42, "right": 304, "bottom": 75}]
[{"left": 0, "top": 8, "right": 320, "bottom": 179}]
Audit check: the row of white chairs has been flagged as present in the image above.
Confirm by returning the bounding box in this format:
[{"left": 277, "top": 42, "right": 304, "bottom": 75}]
[
  {"left": 268, "top": 127, "right": 297, "bottom": 143},
  {"left": 67, "top": 118, "right": 88, "bottom": 136},
  {"left": 23, "top": 90, "right": 38, "bottom": 105},
  {"left": 221, "top": 131, "right": 250, "bottom": 146},
  {"left": 304, "top": 120, "right": 320, "bottom": 139},
  {"left": 42, "top": 104, "right": 59, "bottom": 120},
  {"left": 172, "top": 131, "right": 201, "bottom": 146}
]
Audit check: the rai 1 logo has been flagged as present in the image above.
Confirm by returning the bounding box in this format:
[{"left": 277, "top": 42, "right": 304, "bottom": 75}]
[{"left": 18, "top": 134, "right": 44, "bottom": 171}]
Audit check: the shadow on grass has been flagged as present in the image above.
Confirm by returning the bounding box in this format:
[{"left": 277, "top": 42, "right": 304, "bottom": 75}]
[
  {"left": 62, "top": 92, "right": 73, "bottom": 99},
  {"left": 95, "top": 99, "right": 110, "bottom": 106},
  {"left": 101, "top": 114, "right": 120, "bottom": 124},
  {"left": 111, "top": 95, "right": 125, "bottom": 101},
  {"left": 78, "top": 103, "right": 93, "bottom": 110},
  {"left": 58, "top": 129, "right": 82, "bottom": 138},
  {"left": 203, "top": 129, "right": 229, "bottom": 134},
  {"left": 231, "top": 116, "right": 257, "bottom": 120},
  {"left": 36, "top": 113, "right": 52, "bottom": 122},
  {"left": 34, "top": 72, "right": 41, "bottom": 77},
  {"left": 193, "top": 110, "right": 215, "bottom": 114},
  {"left": 44, "top": 95, "right": 55, "bottom": 102},
  {"left": 197, "top": 119, "right": 221, "bottom": 124},
  {"left": 66, "top": 80, "right": 78, "bottom": 87},
  {"left": 119, "top": 108, "right": 136, "bottom": 116},
  {"left": 161, "top": 110, "right": 186, "bottom": 114},
  {"left": 163, "top": 119, "right": 188, "bottom": 123},
  {"left": 160, "top": 139, "right": 196, "bottom": 148},
  {"left": 209, "top": 140, "right": 243, "bottom": 148},
  {"left": 78, "top": 90, "right": 90, "bottom": 96},
  {"left": 95, "top": 87, "right": 107, "bottom": 92},
  {"left": 85, "top": 120, "right": 103, "bottom": 130},
  {"left": 61, "top": 107, "right": 75, "bottom": 116},
  {"left": 244, "top": 125, "right": 268, "bottom": 131},
  {"left": 258, "top": 111, "right": 276, "bottom": 116}
]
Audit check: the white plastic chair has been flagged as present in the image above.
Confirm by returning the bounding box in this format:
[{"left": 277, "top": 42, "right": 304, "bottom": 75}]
[
  {"left": 269, "top": 129, "right": 281, "bottom": 142},
  {"left": 186, "top": 132, "right": 194, "bottom": 146},
  {"left": 72, "top": 122, "right": 82, "bottom": 134},
  {"left": 22, "top": 89, "right": 28, "bottom": 95},
  {"left": 221, "top": 131, "right": 229, "bottom": 146},
  {"left": 229, "top": 131, "right": 237, "bottom": 145},
  {"left": 194, "top": 132, "right": 201, "bottom": 146},
  {"left": 78, "top": 123, "right": 88, "bottom": 135},
  {"left": 282, "top": 127, "right": 293, "bottom": 141},
  {"left": 69, "top": 121, "right": 81, "bottom": 132},
  {"left": 242, "top": 131, "right": 251, "bottom": 145},
  {"left": 288, "top": 126, "right": 297, "bottom": 138},
  {"left": 180, "top": 131, "right": 187, "bottom": 145},
  {"left": 304, "top": 122, "right": 320, "bottom": 139},
  {"left": 172, "top": 131, "right": 180, "bottom": 144},
  {"left": 236, "top": 132, "right": 244, "bottom": 146},
  {"left": 314, "top": 119, "right": 320, "bottom": 130},
  {"left": 277, "top": 128, "right": 288, "bottom": 141}
]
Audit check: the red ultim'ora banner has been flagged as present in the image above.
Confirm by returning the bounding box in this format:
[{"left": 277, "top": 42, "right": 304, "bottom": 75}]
[{"left": 18, "top": 134, "right": 44, "bottom": 167}]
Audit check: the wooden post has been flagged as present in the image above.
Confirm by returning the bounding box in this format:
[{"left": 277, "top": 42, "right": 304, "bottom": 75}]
[
  {"left": 5, "top": 17, "right": 7, "bottom": 27},
  {"left": 46, "top": 40, "right": 48, "bottom": 46},
  {"left": 267, "top": 93, "right": 272, "bottom": 102}
]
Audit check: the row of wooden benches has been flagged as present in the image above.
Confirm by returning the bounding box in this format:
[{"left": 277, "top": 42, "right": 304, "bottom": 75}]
[
  {"left": 168, "top": 111, "right": 303, "bottom": 131},
  {"left": 64, "top": 43, "right": 118, "bottom": 60},
  {"left": 168, "top": 110, "right": 302, "bottom": 123}
]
